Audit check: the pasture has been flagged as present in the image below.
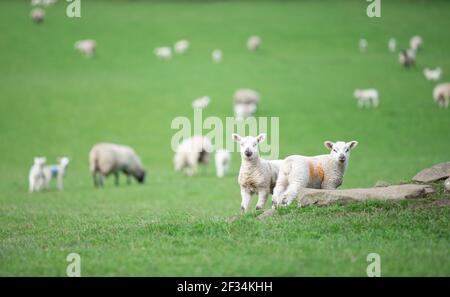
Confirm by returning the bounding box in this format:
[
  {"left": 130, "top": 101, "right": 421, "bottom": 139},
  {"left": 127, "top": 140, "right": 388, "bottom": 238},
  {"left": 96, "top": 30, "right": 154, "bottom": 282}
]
[{"left": 0, "top": 0, "right": 449, "bottom": 276}]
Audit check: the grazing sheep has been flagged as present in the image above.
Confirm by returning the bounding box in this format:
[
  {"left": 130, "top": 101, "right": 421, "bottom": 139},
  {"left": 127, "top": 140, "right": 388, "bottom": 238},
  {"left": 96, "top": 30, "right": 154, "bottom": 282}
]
[
  {"left": 423, "top": 67, "right": 442, "bottom": 81},
  {"left": 43, "top": 157, "right": 70, "bottom": 191},
  {"left": 154, "top": 47, "right": 172, "bottom": 59},
  {"left": 234, "top": 102, "right": 257, "bottom": 120},
  {"left": 89, "top": 143, "right": 146, "bottom": 187},
  {"left": 388, "top": 38, "right": 397, "bottom": 52},
  {"left": 212, "top": 49, "right": 222, "bottom": 63},
  {"left": 174, "top": 136, "right": 212, "bottom": 176},
  {"left": 247, "top": 35, "right": 261, "bottom": 51},
  {"left": 174, "top": 40, "right": 189, "bottom": 54},
  {"left": 232, "top": 133, "right": 282, "bottom": 214},
  {"left": 28, "top": 157, "right": 46, "bottom": 193},
  {"left": 359, "top": 38, "right": 368, "bottom": 52},
  {"left": 410, "top": 35, "right": 423, "bottom": 51},
  {"left": 354, "top": 88, "right": 379, "bottom": 108},
  {"left": 432, "top": 83, "right": 450, "bottom": 109},
  {"left": 273, "top": 140, "right": 358, "bottom": 207},
  {"left": 30, "top": 8, "right": 45, "bottom": 23},
  {"left": 399, "top": 49, "right": 415, "bottom": 68},
  {"left": 74, "top": 40, "right": 96, "bottom": 58},
  {"left": 215, "top": 149, "right": 231, "bottom": 178},
  {"left": 234, "top": 88, "right": 260, "bottom": 105},
  {"left": 192, "top": 96, "right": 210, "bottom": 109}
]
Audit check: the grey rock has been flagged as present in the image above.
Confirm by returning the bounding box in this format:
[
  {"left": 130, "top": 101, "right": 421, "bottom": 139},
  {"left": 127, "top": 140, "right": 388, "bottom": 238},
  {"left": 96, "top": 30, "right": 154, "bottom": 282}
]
[
  {"left": 412, "top": 162, "right": 450, "bottom": 183},
  {"left": 374, "top": 180, "right": 390, "bottom": 187},
  {"left": 445, "top": 177, "right": 450, "bottom": 192},
  {"left": 257, "top": 208, "right": 277, "bottom": 220}
]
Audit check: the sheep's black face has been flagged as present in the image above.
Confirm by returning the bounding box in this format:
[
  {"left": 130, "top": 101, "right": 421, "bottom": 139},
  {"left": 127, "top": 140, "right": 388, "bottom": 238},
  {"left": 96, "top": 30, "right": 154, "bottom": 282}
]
[{"left": 135, "top": 171, "right": 146, "bottom": 184}]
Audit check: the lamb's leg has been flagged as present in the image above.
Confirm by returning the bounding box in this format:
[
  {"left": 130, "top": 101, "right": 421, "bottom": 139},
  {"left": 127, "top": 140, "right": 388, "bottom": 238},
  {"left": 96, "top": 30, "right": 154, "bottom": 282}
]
[
  {"left": 57, "top": 174, "right": 63, "bottom": 191},
  {"left": 281, "top": 182, "right": 302, "bottom": 206},
  {"left": 126, "top": 174, "right": 131, "bottom": 185},
  {"left": 98, "top": 174, "right": 104, "bottom": 187},
  {"left": 240, "top": 187, "right": 252, "bottom": 214},
  {"left": 256, "top": 189, "right": 269, "bottom": 211},
  {"left": 29, "top": 177, "right": 35, "bottom": 193},
  {"left": 272, "top": 172, "right": 288, "bottom": 208},
  {"left": 114, "top": 172, "right": 119, "bottom": 186},
  {"left": 92, "top": 173, "right": 98, "bottom": 187}
]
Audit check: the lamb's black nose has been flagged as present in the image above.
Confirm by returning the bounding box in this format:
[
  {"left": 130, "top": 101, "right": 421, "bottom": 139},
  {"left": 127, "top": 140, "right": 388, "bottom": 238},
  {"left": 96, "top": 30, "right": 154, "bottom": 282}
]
[{"left": 245, "top": 150, "right": 252, "bottom": 157}]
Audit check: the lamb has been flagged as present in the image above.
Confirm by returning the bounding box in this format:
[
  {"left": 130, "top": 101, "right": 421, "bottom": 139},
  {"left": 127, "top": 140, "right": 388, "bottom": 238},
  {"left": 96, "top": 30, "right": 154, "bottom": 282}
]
[
  {"left": 89, "top": 143, "right": 146, "bottom": 187},
  {"left": 232, "top": 133, "right": 282, "bottom": 214},
  {"left": 192, "top": 96, "right": 210, "bottom": 109},
  {"left": 174, "top": 40, "right": 189, "bottom": 54},
  {"left": 212, "top": 49, "right": 222, "bottom": 63},
  {"left": 353, "top": 88, "right": 379, "bottom": 108},
  {"left": 359, "top": 38, "right": 368, "bottom": 52},
  {"left": 423, "top": 67, "right": 442, "bottom": 81},
  {"left": 74, "top": 40, "right": 96, "bottom": 58},
  {"left": 30, "top": 8, "right": 45, "bottom": 23},
  {"left": 174, "top": 136, "right": 212, "bottom": 176},
  {"left": 388, "top": 38, "right": 396, "bottom": 52},
  {"left": 247, "top": 36, "right": 261, "bottom": 51},
  {"left": 43, "top": 157, "right": 70, "bottom": 191},
  {"left": 432, "top": 83, "right": 450, "bottom": 109},
  {"left": 273, "top": 140, "right": 358, "bottom": 207},
  {"left": 154, "top": 47, "right": 172, "bottom": 59},
  {"left": 234, "top": 102, "right": 257, "bottom": 120},
  {"left": 28, "top": 157, "right": 46, "bottom": 193},
  {"left": 215, "top": 149, "right": 231, "bottom": 178},
  {"left": 410, "top": 35, "right": 423, "bottom": 51},
  {"left": 398, "top": 49, "right": 415, "bottom": 68},
  {"left": 233, "top": 88, "right": 260, "bottom": 119}
]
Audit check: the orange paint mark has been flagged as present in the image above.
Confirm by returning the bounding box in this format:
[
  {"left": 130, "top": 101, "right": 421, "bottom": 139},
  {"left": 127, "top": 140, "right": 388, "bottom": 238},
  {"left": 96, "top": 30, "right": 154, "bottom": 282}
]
[
  {"left": 316, "top": 164, "right": 325, "bottom": 183},
  {"left": 309, "top": 162, "right": 315, "bottom": 179}
]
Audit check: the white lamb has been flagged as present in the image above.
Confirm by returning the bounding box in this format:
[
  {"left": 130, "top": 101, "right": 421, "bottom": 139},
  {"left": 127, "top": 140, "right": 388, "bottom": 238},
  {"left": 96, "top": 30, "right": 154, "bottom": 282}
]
[
  {"left": 273, "top": 140, "right": 358, "bottom": 207},
  {"left": 192, "top": 96, "right": 210, "bottom": 109},
  {"left": 154, "top": 47, "right": 172, "bottom": 60},
  {"left": 234, "top": 88, "right": 260, "bottom": 105},
  {"left": 247, "top": 36, "right": 261, "bottom": 51},
  {"left": 423, "top": 67, "right": 442, "bottom": 81},
  {"left": 359, "top": 38, "right": 368, "bottom": 52},
  {"left": 432, "top": 83, "right": 450, "bottom": 109},
  {"left": 399, "top": 49, "right": 416, "bottom": 68},
  {"left": 212, "top": 49, "right": 222, "bottom": 63},
  {"left": 174, "top": 40, "right": 189, "bottom": 54},
  {"left": 388, "top": 38, "right": 396, "bottom": 52},
  {"left": 232, "top": 133, "right": 282, "bottom": 214},
  {"left": 74, "top": 39, "right": 96, "bottom": 58},
  {"left": 89, "top": 143, "right": 146, "bottom": 187},
  {"left": 30, "top": 8, "right": 45, "bottom": 23},
  {"left": 174, "top": 136, "right": 213, "bottom": 176},
  {"left": 43, "top": 157, "right": 70, "bottom": 191},
  {"left": 354, "top": 88, "right": 379, "bottom": 108},
  {"left": 234, "top": 102, "right": 257, "bottom": 120},
  {"left": 28, "top": 157, "right": 46, "bottom": 193},
  {"left": 215, "top": 149, "right": 231, "bottom": 178},
  {"left": 410, "top": 35, "right": 423, "bottom": 51}
]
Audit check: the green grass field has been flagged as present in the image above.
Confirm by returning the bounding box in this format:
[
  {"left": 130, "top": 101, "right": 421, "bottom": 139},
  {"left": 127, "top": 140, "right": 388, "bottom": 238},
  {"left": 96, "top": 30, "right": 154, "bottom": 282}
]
[{"left": 0, "top": 0, "right": 449, "bottom": 276}]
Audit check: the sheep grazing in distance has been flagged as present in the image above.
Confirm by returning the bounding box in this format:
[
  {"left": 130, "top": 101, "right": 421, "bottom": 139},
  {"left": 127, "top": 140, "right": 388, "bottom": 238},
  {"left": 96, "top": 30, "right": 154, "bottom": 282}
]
[
  {"left": 359, "top": 38, "right": 368, "bottom": 52},
  {"left": 388, "top": 38, "right": 397, "bottom": 52},
  {"left": 233, "top": 88, "right": 260, "bottom": 119},
  {"left": 273, "top": 140, "right": 358, "bottom": 207},
  {"left": 354, "top": 88, "right": 379, "bottom": 108},
  {"left": 234, "top": 102, "right": 257, "bottom": 120},
  {"left": 432, "top": 83, "right": 450, "bottom": 109},
  {"left": 247, "top": 36, "right": 261, "bottom": 51},
  {"left": 212, "top": 49, "right": 222, "bottom": 63},
  {"left": 232, "top": 133, "right": 282, "bottom": 214},
  {"left": 89, "top": 143, "right": 146, "bottom": 187},
  {"left": 43, "top": 157, "right": 70, "bottom": 191},
  {"left": 30, "top": 8, "right": 45, "bottom": 23},
  {"left": 174, "top": 40, "right": 189, "bottom": 54},
  {"left": 215, "top": 149, "right": 231, "bottom": 178},
  {"left": 74, "top": 40, "right": 97, "bottom": 58},
  {"left": 154, "top": 47, "right": 172, "bottom": 60},
  {"left": 423, "top": 67, "right": 442, "bottom": 81},
  {"left": 192, "top": 96, "right": 210, "bottom": 109},
  {"left": 174, "top": 136, "right": 212, "bottom": 176},
  {"left": 28, "top": 157, "right": 46, "bottom": 193},
  {"left": 410, "top": 35, "right": 423, "bottom": 51},
  {"left": 399, "top": 49, "right": 415, "bottom": 68}
]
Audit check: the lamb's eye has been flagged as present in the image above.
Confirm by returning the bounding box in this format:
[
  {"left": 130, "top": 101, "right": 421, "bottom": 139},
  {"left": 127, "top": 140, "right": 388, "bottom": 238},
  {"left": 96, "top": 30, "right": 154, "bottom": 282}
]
[
  {"left": 345, "top": 149, "right": 349, "bottom": 152},
  {"left": 333, "top": 149, "right": 337, "bottom": 152}
]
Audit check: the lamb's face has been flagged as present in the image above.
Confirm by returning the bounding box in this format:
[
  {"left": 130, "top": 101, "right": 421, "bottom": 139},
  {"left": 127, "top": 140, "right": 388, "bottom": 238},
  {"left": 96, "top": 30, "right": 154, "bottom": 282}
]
[
  {"left": 59, "top": 157, "right": 70, "bottom": 168},
  {"left": 232, "top": 133, "right": 265, "bottom": 161},
  {"left": 34, "top": 157, "right": 46, "bottom": 168},
  {"left": 324, "top": 141, "right": 358, "bottom": 164}
]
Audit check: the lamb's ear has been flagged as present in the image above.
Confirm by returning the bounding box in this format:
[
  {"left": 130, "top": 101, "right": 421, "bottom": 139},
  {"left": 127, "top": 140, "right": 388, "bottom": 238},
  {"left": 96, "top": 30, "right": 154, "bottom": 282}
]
[
  {"left": 256, "top": 133, "right": 266, "bottom": 143},
  {"left": 347, "top": 141, "right": 358, "bottom": 150},
  {"left": 324, "top": 141, "right": 334, "bottom": 150},
  {"left": 232, "top": 133, "right": 241, "bottom": 143}
]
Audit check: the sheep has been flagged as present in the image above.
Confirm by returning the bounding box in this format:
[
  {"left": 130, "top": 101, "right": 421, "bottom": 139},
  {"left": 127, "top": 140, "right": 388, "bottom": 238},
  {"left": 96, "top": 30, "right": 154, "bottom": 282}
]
[
  {"left": 30, "top": 8, "right": 45, "bottom": 23},
  {"left": 423, "top": 67, "right": 442, "bottom": 81},
  {"left": 43, "top": 157, "right": 70, "bottom": 191},
  {"left": 174, "top": 136, "right": 212, "bottom": 176},
  {"left": 234, "top": 88, "right": 260, "bottom": 105},
  {"left": 353, "top": 88, "right": 379, "bottom": 108},
  {"left": 273, "top": 140, "right": 358, "bottom": 207},
  {"left": 398, "top": 49, "right": 415, "bottom": 68},
  {"left": 154, "top": 47, "right": 172, "bottom": 60},
  {"left": 28, "top": 157, "right": 46, "bottom": 193},
  {"left": 174, "top": 40, "right": 189, "bottom": 54},
  {"left": 215, "top": 149, "right": 231, "bottom": 178},
  {"left": 89, "top": 143, "right": 146, "bottom": 187},
  {"left": 432, "top": 83, "right": 450, "bottom": 109},
  {"left": 359, "top": 38, "right": 368, "bottom": 52},
  {"left": 234, "top": 102, "right": 257, "bottom": 120},
  {"left": 192, "top": 96, "right": 210, "bottom": 109},
  {"left": 232, "top": 133, "right": 282, "bottom": 214},
  {"left": 247, "top": 36, "right": 261, "bottom": 51},
  {"left": 212, "top": 49, "right": 222, "bottom": 63},
  {"left": 74, "top": 39, "right": 96, "bottom": 58},
  {"left": 410, "top": 35, "right": 423, "bottom": 51},
  {"left": 388, "top": 38, "right": 396, "bottom": 52}
]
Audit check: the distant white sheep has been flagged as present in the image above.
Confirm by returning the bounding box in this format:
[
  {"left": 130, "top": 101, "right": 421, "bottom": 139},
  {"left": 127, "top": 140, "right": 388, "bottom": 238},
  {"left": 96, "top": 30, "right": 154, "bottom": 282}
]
[
  {"left": 399, "top": 49, "right": 415, "bottom": 68},
  {"left": 234, "top": 102, "right": 257, "bottom": 120},
  {"left": 433, "top": 83, "right": 450, "bottom": 109},
  {"left": 423, "top": 67, "right": 442, "bottom": 81},
  {"left": 174, "top": 136, "right": 212, "bottom": 176},
  {"left": 359, "top": 38, "right": 368, "bottom": 52},
  {"left": 43, "top": 157, "right": 70, "bottom": 190},
  {"left": 30, "top": 8, "right": 45, "bottom": 23},
  {"left": 192, "top": 96, "right": 210, "bottom": 109},
  {"left": 273, "top": 140, "right": 358, "bottom": 207},
  {"left": 215, "top": 149, "right": 231, "bottom": 178},
  {"left": 28, "top": 157, "right": 46, "bottom": 193},
  {"left": 174, "top": 40, "right": 189, "bottom": 54},
  {"left": 234, "top": 88, "right": 260, "bottom": 105},
  {"left": 354, "top": 88, "right": 379, "bottom": 108},
  {"left": 247, "top": 36, "right": 261, "bottom": 51},
  {"left": 410, "top": 35, "right": 423, "bottom": 51},
  {"left": 388, "top": 38, "right": 396, "bottom": 52},
  {"left": 74, "top": 39, "right": 96, "bottom": 58},
  {"left": 154, "top": 47, "right": 172, "bottom": 60},
  {"left": 212, "top": 49, "right": 222, "bottom": 63}
]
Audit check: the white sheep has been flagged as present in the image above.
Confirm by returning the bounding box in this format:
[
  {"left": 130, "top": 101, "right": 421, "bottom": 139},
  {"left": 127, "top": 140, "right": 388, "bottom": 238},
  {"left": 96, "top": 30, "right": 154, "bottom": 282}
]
[
  {"left": 433, "top": 83, "right": 450, "bottom": 109},
  {"left": 410, "top": 35, "right": 423, "bottom": 51},
  {"left": 273, "top": 140, "right": 358, "bottom": 207},
  {"left": 28, "top": 157, "right": 46, "bottom": 193},
  {"left": 398, "top": 49, "right": 415, "bottom": 68},
  {"left": 359, "top": 38, "right": 368, "bottom": 52},
  {"left": 234, "top": 102, "right": 257, "bottom": 120},
  {"left": 247, "top": 36, "right": 261, "bottom": 51},
  {"left": 74, "top": 39, "right": 96, "bottom": 58},
  {"left": 353, "top": 88, "right": 379, "bottom": 108},
  {"left": 212, "top": 49, "right": 222, "bottom": 63},
  {"left": 423, "top": 67, "right": 442, "bottom": 81},
  {"left": 174, "top": 40, "right": 189, "bottom": 54},
  {"left": 192, "top": 96, "right": 210, "bottom": 109},
  {"left": 30, "top": 8, "right": 45, "bottom": 23},
  {"left": 154, "top": 47, "right": 172, "bottom": 60},
  {"left": 43, "top": 157, "right": 70, "bottom": 191},
  {"left": 174, "top": 136, "right": 212, "bottom": 176},
  {"left": 388, "top": 38, "right": 396, "bottom": 52},
  {"left": 234, "top": 88, "right": 260, "bottom": 105},
  {"left": 215, "top": 149, "right": 231, "bottom": 178},
  {"left": 89, "top": 143, "right": 146, "bottom": 187},
  {"left": 232, "top": 133, "right": 282, "bottom": 214}
]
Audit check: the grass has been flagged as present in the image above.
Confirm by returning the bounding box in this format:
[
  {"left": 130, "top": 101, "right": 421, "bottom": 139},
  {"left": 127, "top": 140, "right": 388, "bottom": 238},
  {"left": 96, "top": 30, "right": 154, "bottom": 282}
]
[{"left": 0, "top": 0, "right": 449, "bottom": 276}]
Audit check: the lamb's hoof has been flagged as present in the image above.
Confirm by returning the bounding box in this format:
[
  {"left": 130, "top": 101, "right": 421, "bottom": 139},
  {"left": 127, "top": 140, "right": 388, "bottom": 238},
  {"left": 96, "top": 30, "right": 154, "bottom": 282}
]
[
  {"left": 255, "top": 205, "right": 263, "bottom": 211},
  {"left": 240, "top": 206, "right": 246, "bottom": 215}
]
